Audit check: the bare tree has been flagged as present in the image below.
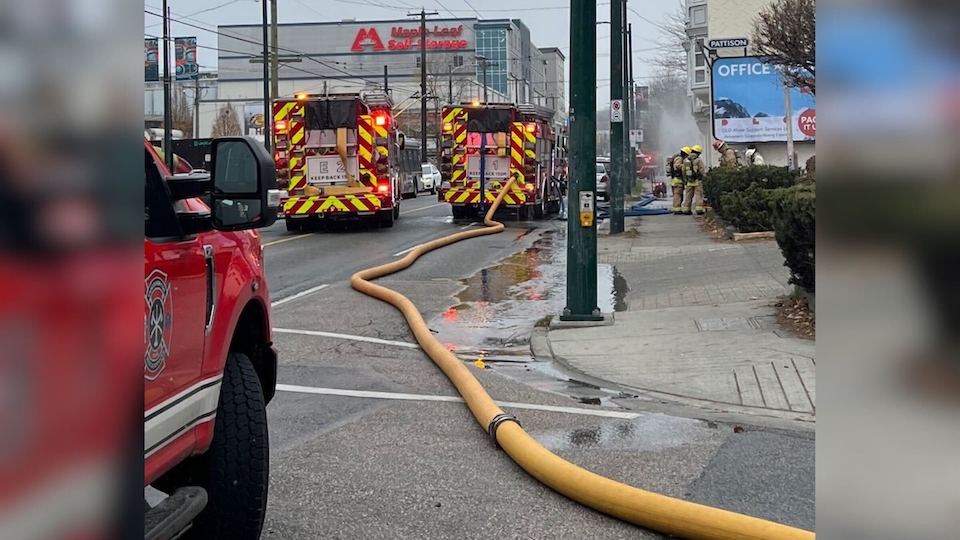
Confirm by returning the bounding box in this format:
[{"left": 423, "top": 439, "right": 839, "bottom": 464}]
[
  {"left": 645, "top": 0, "right": 689, "bottom": 76},
  {"left": 752, "top": 0, "right": 816, "bottom": 93},
  {"left": 171, "top": 87, "right": 193, "bottom": 137},
  {"left": 210, "top": 104, "right": 241, "bottom": 138},
  {"left": 425, "top": 60, "right": 473, "bottom": 105}
]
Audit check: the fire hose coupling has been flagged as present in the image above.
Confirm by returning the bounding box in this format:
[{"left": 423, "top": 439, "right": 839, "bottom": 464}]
[{"left": 487, "top": 413, "right": 521, "bottom": 449}]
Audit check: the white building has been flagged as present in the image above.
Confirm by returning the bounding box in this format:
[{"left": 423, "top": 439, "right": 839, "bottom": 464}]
[{"left": 684, "top": 0, "right": 815, "bottom": 168}]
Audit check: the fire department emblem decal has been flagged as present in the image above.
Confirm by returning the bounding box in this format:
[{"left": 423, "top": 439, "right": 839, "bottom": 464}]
[{"left": 145, "top": 269, "right": 173, "bottom": 380}]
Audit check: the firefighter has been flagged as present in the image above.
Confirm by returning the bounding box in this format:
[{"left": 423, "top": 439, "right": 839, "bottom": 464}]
[
  {"left": 713, "top": 139, "right": 740, "bottom": 168},
  {"left": 670, "top": 147, "right": 690, "bottom": 214},
  {"left": 745, "top": 144, "right": 765, "bottom": 166},
  {"left": 681, "top": 144, "right": 706, "bottom": 215}
]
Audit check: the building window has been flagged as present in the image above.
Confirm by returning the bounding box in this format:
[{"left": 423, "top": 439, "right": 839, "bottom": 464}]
[
  {"left": 416, "top": 57, "right": 421, "bottom": 68},
  {"left": 692, "top": 38, "right": 707, "bottom": 86},
  {"left": 475, "top": 27, "right": 508, "bottom": 96},
  {"left": 454, "top": 55, "right": 464, "bottom": 67},
  {"left": 689, "top": 5, "right": 706, "bottom": 26}
]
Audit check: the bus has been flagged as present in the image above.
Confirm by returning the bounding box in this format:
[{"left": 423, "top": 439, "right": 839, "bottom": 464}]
[{"left": 398, "top": 137, "right": 423, "bottom": 199}]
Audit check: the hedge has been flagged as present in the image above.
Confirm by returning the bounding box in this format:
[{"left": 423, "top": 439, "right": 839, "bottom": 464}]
[
  {"left": 769, "top": 184, "right": 816, "bottom": 293},
  {"left": 704, "top": 165, "right": 798, "bottom": 217},
  {"left": 717, "top": 184, "right": 778, "bottom": 232}
]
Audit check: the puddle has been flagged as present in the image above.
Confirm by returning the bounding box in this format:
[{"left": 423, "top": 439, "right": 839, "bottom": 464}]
[
  {"left": 430, "top": 228, "right": 628, "bottom": 353},
  {"left": 531, "top": 414, "right": 713, "bottom": 452},
  {"left": 486, "top": 360, "right": 636, "bottom": 409}
]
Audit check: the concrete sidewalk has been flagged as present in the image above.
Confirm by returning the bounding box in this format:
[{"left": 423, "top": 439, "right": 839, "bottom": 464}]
[{"left": 547, "top": 213, "right": 816, "bottom": 428}]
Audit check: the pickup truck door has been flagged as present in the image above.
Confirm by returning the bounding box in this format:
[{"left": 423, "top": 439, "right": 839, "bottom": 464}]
[{"left": 144, "top": 147, "right": 212, "bottom": 460}]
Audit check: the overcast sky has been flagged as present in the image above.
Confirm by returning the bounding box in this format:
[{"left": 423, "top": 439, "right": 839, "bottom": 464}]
[{"left": 144, "top": 0, "right": 681, "bottom": 108}]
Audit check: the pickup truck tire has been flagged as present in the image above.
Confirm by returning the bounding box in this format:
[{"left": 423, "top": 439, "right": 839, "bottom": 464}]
[{"left": 188, "top": 352, "right": 269, "bottom": 540}]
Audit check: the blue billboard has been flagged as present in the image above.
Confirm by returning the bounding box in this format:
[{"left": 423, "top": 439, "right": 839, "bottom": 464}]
[{"left": 711, "top": 57, "right": 816, "bottom": 143}]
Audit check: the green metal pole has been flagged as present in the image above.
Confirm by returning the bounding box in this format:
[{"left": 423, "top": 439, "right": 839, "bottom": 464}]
[
  {"left": 623, "top": 14, "right": 634, "bottom": 197},
  {"left": 562, "top": 0, "right": 602, "bottom": 321},
  {"left": 608, "top": 0, "right": 625, "bottom": 234}
]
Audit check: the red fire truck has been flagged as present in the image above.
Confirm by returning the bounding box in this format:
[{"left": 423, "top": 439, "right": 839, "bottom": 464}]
[
  {"left": 438, "top": 102, "right": 562, "bottom": 219},
  {"left": 272, "top": 92, "right": 404, "bottom": 230}
]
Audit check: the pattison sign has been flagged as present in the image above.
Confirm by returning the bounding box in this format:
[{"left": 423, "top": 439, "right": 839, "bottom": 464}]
[{"left": 350, "top": 25, "right": 469, "bottom": 52}]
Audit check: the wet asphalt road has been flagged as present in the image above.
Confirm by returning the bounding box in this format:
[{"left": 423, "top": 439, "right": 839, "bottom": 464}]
[{"left": 260, "top": 194, "right": 815, "bottom": 538}]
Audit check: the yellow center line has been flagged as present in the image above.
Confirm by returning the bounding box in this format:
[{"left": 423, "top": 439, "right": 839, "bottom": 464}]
[{"left": 263, "top": 233, "right": 311, "bottom": 247}]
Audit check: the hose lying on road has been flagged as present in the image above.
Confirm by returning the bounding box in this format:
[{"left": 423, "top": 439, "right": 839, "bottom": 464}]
[{"left": 350, "top": 176, "right": 814, "bottom": 540}]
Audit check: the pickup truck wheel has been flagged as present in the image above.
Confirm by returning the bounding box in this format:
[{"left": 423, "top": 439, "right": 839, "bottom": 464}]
[{"left": 188, "top": 352, "right": 268, "bottom": 540}]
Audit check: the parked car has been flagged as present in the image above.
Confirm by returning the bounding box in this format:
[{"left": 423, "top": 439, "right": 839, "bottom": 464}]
[
  {"left": 419, "top": 162, "right": 441, "bottom": 194},
  {"left": 595, "top": 159, "right": 610, "bottom": 201}
]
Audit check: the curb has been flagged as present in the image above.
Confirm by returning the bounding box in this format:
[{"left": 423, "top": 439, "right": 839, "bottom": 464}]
[{"left": 531, "top": 325, "right": 816, "bottom": 433}]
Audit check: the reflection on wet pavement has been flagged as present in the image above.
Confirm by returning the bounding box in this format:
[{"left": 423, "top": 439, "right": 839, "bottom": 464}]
[
  {"left": 530, "top": 414, "right": 716, "bottom": 452},
  {"left": 430, "top": 228, "right": 628, "bottom": 354}
]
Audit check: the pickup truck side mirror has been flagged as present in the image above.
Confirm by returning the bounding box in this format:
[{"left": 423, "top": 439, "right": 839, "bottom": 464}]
[{"left": 210, "top": 136, "right": 281, "bottom": 231}]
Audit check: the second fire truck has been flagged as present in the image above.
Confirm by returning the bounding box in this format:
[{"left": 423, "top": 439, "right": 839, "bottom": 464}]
[
  {"left": 438, "top": 102, "right": 563, "bottom": 219},
  {"left": 272, "top": 91, "right": 405, "bottom": 231}
]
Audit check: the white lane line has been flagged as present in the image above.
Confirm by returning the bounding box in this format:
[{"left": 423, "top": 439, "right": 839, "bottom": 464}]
[
  {"left": 270, "top": 284, "right": 330, "bottom": 307},
  {"left": 263, "top": 233, "right": 311, "bottom": 247},
  {"left": 275, "top": 384, "right": 641, "bottom": 420},
  {"left": 393, "top": 246, "right": 417, "bottom": 257},
  {"left": 272, "top": 327, "right": 419, "bottom": 349},
  {"left": 402, "top": 202, "right": 445, "bottom": 215}
]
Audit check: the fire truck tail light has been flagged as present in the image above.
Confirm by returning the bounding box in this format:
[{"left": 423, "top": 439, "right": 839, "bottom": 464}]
[
  {"left": 524, "top": 182, "right": 536, "bottom": 192},
  {"left": 525, "top": 123, "right": 537, "bottom": 133},
  {"left": 443, "top": 122, "right": 453, "bottom": 132},
  {"left": 377, "top": 183, "right": 390, "bottom": 194},
  {"left": 374, "top": 112, "right": 389, "bottom": 127},
  {"left": 274, "top": 120, "right": 288, "bottom": 132}
]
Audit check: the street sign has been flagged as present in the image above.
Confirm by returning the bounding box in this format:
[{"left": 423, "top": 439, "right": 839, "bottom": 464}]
[
  {"left": 629, "top": 129, "right": 643, "bottom": 145},
  {"left": 708, "top": 38, "right": 749, "bottom": 48},
  {"left": 610, "top": 99, "right": 623, "bottom": 123}
]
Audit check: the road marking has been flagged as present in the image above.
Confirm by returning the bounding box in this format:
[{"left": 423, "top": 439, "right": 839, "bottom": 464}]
[
  {"left": 270, "top": 284, "right": 330, "bottom": 307},
  {"left": 263, "top": 233, "right": 311, "bottom": 247},
  {"left": 275, "top": 384, "right": 641, "bottom": 420},
  {"left": 393, "top": 246, "right": 417, "bottom": 257},
  {"left": 272, "top": 327, "right": 419, "bottom": 349},
  {"left": 401, "top": 202, "right": 444, "bottom": 215}
]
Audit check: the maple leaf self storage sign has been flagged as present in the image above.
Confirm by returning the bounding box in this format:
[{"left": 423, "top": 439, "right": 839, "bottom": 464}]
[{"left": 351, "top": 24, "right": 470, "bottom": 52}]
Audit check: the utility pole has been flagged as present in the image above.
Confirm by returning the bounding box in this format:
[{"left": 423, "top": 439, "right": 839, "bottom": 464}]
[
  {"left": 261, "top": 0, "right": 271, "bottom": 151},
  {"left": 562, "top": 0, "right": 601, "bottom": 321},
  {"left": 193, "top": 75, "right": 201, "bottom": 138},
  {"left": 407, "top": 9, "right": 438, "bottom": 164},
  {"left": 270, "top": 0, "right": 278, "bottom": 102},
  {"left": 448, "top": 65, "right": 453, "bottom": 104},
  {"left": 477, "top": 56, "right": 489, "bottom": 103},
  {"left": 785, "top": 85, "right": 795, "bottom": 170},
  {"left": 162, "top": 0, "right": 173, "bottom": 171},
  {"left": 622, "top": 15, "right": 633, "bottom": 197},
  {"left": 608, "top": 0, "right": 625, "bottom": 234},
  {"left": 383, "top": 65, "right": 389, "bottom": 93}
]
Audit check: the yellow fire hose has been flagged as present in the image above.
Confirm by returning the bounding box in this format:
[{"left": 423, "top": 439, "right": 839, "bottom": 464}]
[{"left": 350, "top": 176, "right": 815, "bottom": 540}]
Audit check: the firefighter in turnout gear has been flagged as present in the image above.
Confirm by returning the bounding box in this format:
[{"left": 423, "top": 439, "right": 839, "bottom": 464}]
[
  {"left": 682, "top": 144, "right": 705, "bottom": 215},
  {"left": 713, "top": 139, "right": 740, "bottom": 168},
  {"left": 670, "top": 147, "right": 690, "bottom": 214}
]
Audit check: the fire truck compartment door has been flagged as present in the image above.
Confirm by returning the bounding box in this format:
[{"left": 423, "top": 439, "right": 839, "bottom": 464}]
[
  {"left": 466, "top": 155, "right": 509, "bottom": 180},
  {"left": 306, "top": 155, "right": 358, "bottom": 186}
]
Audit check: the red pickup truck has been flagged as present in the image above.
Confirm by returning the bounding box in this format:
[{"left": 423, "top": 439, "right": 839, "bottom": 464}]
[{"left": 144, "top": 137, "right": 279, "bottom": 539}]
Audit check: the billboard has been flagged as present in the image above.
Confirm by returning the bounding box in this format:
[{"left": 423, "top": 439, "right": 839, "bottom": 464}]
[
  {"left": 145, "top": 38, "right": 159, "bottom": 82},
  {"left": 243, "top": 103, "right": 265, "bottom": 137},
  {"left": 711, "top": 57, "right": 815, "bottom": 143},
  {"left": 174, "top": 36, "right": 199, "bottom": 80}
]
